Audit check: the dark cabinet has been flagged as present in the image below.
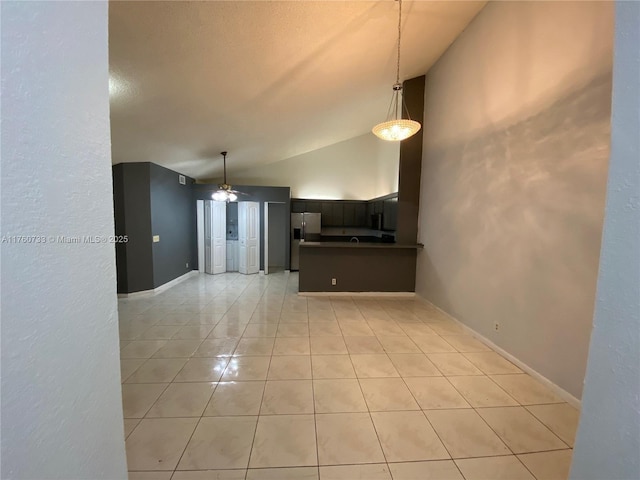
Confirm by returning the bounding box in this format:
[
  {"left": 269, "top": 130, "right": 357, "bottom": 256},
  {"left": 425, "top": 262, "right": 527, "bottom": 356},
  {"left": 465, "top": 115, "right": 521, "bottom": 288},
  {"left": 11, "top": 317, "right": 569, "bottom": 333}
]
[
  {"left": 306, "top": 202, "right": 321, "bottom": 213},
  {"left": 355, "top": 203, "right": 367, "bottom": 227},
  {"left": 321, "top": 202, "right": 334, "bottom": 226},
  {"left": 343, "top": 203, "right": 356, "bottom": 226},
  {"left": 332, "top": 203, "right": 344, "bottom": 226},
  {"left": 293, "top": 196, "right": 397, "bottom": 230},
  {"left": 383, "top": 198, "right": 398, "bottom": 231}
]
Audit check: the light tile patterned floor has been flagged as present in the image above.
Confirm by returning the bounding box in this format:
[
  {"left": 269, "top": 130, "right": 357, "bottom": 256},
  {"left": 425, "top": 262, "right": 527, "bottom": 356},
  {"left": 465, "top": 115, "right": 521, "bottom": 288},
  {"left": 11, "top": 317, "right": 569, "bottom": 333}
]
[{"left": 120, "top": 272, "right": 577, "bottom": 480}]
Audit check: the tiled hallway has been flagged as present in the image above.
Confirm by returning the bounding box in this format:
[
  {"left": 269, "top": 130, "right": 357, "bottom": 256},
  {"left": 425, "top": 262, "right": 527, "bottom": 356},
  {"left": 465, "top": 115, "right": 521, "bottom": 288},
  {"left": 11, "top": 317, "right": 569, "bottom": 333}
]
[{"left": 119, "top": 272, "right": 577, "bottom": 480}]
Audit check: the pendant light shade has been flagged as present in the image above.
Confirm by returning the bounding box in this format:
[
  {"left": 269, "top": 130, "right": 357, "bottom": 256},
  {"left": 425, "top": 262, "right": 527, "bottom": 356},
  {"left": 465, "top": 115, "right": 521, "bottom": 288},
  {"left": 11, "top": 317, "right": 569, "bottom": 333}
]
[
  {"left": 372, "top": 0, "right": 421, "bottom": 142},
  {"left": 372, "top": 119, "right": 421, "bottom": 141}
]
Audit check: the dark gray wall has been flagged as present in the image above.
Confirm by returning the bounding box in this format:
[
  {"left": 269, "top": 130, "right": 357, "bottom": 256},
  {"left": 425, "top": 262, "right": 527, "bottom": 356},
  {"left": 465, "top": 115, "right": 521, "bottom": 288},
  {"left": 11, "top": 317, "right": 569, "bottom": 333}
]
[
  {"left": 112, "top": 164, "right": 128, "bottom": 292},
  {"left": 299, "top": 246, "right": 417, "bottom": 292},
  {"left": 149, "top": 163, "right": 195, "bottom": 288},
  {"left": 268, "top": 203, "right": 287, "bottom": 268},
  {"left": 112, "top": 163, "right": 154, "bottom": 293},
  {"left": 193, "top": 184, "right": 291, "bottom": 270},
  {"left": 112, "top": 162, "right": 195, "bottom": 293},
  {"left": 397, "top": 75, "right": 425, "bottom": 244}
]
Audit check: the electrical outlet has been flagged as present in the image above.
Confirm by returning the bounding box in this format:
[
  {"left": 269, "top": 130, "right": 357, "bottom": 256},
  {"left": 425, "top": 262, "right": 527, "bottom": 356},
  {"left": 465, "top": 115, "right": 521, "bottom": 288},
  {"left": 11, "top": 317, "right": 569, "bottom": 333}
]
[
  {"left": 494, "top": 322, "right": 500, "bottom": 331},
  {"left": 331, "top": 278, "right": 337, "bottom": 286}
]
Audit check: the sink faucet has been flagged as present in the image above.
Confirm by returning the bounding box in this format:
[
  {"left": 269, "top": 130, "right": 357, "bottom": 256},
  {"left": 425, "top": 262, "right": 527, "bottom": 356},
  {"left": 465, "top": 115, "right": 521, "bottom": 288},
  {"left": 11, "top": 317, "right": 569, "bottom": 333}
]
[{"left": 350, "top": 236, "right": 359, "bottom": 244}]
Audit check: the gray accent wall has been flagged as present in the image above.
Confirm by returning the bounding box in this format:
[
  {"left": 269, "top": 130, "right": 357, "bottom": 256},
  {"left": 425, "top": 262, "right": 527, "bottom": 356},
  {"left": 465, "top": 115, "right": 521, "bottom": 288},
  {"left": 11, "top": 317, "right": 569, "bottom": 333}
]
[
  {"left": 150, "top": 163, "right": 195, "bottom": 288},
  {"left": 113, "top": 162, "right": 195, "bottom": 293},
  {"left": 112, "top": 163, "right": 154, "bottom": 293},
  {"left": 268, "top": 203, "right": 287, "bottom": 268},
  {"left": 415, "top": 1, "right": 614, "bottom": 399},
  {"left": 570, "top": 2, "right": 640, "bottom": 477},
  {"left": 396, "top": 75, "right": 425, "bottom": 245}
]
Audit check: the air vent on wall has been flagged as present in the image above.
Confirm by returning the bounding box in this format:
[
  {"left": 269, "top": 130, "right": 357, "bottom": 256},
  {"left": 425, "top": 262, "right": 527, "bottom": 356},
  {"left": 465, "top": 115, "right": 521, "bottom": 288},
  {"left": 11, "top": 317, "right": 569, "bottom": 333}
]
[{"left": 178, "top": 174, "right": 186, "bottom": 185}]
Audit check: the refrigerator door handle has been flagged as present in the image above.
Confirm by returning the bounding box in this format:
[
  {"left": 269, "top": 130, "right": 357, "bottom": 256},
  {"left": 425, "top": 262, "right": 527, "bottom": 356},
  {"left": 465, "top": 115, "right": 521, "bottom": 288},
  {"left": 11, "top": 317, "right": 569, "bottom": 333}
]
[{"left": 301, "top": 219, "right": 306, "bottom": 241}]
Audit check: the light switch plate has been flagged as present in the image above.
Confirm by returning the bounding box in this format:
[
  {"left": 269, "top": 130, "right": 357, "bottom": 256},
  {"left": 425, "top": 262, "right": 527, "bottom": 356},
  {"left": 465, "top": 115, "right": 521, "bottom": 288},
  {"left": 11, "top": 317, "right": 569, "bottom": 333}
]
[{"left": 153, "top": 235, "right": 160, "bottom": 243}]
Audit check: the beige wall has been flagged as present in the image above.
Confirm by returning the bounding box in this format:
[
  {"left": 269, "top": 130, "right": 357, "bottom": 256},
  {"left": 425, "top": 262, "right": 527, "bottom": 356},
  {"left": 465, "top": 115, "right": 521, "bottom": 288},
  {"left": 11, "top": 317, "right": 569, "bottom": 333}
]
[
  {"left": 231, "top": 133, "right": 399, "bottom": 200},
  {"left": 416, "top": 1, "right": 613, "bottom": 398}
]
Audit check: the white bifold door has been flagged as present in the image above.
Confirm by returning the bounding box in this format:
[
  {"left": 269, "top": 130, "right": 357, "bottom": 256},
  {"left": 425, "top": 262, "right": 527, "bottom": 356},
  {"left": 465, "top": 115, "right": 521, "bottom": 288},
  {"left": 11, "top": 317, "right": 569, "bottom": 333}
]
[
  {"left": 238, "top": 201, "right": 260, "bottom": 274},
  {"left": 202, "top": 200, "right": 226, "bottom": 274}
]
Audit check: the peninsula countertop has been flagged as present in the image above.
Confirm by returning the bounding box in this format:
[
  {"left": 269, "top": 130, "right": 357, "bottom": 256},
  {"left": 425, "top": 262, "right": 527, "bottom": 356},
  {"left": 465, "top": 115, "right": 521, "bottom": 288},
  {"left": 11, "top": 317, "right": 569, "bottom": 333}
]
[{"left": 299, "top": 241, "right": 423, "bottom": 249}]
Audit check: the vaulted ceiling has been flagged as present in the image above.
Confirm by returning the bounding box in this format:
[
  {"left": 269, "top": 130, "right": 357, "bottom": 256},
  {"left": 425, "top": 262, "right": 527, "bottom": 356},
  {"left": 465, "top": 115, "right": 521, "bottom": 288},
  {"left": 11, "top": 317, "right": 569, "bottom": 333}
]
[{"left": 109, "top": 1, "right": 486, "bottom": 180}]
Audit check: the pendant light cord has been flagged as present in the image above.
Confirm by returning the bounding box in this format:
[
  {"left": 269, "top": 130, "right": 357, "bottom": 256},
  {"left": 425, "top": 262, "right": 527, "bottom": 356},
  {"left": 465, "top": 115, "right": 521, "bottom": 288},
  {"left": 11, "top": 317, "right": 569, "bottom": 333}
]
[
  {"left": 395, "top": 0, "right": 413, "bottom": 122},
  {"left": 396, "top": 0, "right": 402, "bottom": 85}
]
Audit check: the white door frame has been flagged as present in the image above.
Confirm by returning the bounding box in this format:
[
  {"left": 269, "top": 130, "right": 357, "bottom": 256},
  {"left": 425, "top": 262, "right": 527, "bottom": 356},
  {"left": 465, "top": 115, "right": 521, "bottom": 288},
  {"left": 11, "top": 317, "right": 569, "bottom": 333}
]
[
  {"left": 204, "top": 200, "right": 213, "bottom": 274},
  {"left": 264, "top": 203, "right": 269, "bottom": 275},
  {"left": 196, "top": 200, "right": 204, "bottom": 273},
  {"left": 212, "top": 201, "right": 226, "bottom": 274}
]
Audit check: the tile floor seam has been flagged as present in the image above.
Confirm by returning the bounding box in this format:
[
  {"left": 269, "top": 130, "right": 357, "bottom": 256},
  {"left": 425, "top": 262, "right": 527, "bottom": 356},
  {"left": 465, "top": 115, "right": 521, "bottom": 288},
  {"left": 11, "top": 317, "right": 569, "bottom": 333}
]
[
  {"left": 476, "top": 405, "right": 572, "bottom": 450},
  {"left": 167, "top": 369, "right": 225, "bottom": 474},
  {"left": 468, "top": 404, "right": 520, "bottom": 458},
  {"left": 245, "top": 324, "right": 278, "bottom": 472},
  {"left": 348, "top": 344, "right": 390, "bottom": 467},
  {"left": 395, "top": 368, "right": 462, "bottom": 475},
  {"left": 523, "top": 405, "right": 576, "bottom": 448}
]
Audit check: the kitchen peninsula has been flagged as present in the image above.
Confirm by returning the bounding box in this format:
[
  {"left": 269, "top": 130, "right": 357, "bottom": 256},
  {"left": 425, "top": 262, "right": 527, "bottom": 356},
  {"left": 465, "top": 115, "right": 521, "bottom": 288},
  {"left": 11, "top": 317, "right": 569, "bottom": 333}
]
[{"left": 298, "top": 241, "right": 423, "bottom": 292}]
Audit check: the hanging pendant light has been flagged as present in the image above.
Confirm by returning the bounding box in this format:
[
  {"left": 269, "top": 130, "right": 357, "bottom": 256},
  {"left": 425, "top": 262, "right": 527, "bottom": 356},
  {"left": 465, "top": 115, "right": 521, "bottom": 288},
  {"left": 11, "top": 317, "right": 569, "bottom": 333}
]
[
  {"left": 372, "top": 0, "right": 421, "bottom": 142},
  {"left": 212, "top": 151, "right": 238, "bottom": 202}
]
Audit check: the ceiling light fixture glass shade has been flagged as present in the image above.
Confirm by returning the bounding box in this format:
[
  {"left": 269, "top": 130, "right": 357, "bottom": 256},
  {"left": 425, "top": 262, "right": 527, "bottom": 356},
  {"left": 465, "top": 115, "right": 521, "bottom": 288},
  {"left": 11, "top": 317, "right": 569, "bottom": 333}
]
[
  {"left": 212, "top": 187, "right": 237, "bottom": 202},
  {"left": 212, "top": 151, "right": 239, "bottom": 202},
  {"left": 372, "top": 0, "right": 421, "bottom": 142}
]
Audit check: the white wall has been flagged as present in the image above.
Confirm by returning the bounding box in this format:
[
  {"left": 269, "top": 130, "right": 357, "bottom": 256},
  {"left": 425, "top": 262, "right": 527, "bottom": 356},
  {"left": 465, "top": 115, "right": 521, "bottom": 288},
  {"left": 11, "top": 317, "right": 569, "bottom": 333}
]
[
  {"left": 415, "top": 1, "right": 613, "bottom": 399},
  {"left": 231, "top": 133, "right": 399, "bottom": 200},
  {"left": 570, "top": 2, "right": 640, "bottom": 477},
  {"left": 1, "top": 2, "right": 128, "bottom": 478}
]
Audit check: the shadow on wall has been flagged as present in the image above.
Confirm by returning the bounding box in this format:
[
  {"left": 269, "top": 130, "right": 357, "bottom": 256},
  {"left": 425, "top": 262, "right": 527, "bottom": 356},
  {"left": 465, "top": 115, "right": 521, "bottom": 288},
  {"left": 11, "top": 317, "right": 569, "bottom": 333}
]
[{"left": 418, "top": 73, "right": 612, "bottom": 398}]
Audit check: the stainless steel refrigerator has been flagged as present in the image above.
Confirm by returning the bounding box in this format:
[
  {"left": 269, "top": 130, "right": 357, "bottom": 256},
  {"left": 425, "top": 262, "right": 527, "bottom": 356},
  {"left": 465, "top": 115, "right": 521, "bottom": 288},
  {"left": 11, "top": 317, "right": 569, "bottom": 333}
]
[{"left": 290, "top": 212, "right": 321, "bottom": 270}]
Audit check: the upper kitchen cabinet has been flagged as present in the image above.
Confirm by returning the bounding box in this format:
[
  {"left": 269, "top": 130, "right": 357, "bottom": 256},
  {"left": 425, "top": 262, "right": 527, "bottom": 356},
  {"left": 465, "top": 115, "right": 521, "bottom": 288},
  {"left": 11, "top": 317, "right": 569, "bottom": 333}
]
[
  {"left": 292, "top": 201, "right": 306, "bottom": 213},
  {"left": 354, "top": 203, "right": 367, "bottom": 227},
  {"left": 383, "top": 197, "right": 398, "bottom": 231},
  {"left": 331, "top": 203, "right": 344, "bottom": 226},
  {"left": 292, "top": 195, "right": 398, "bottom": 229},
  {"left": 305, "top": 202, "right": 322, "bottom": 213},
  {"left": 343, "top": 203, "right": 356, "bottom": 227},
  {"left": 321, "top": 202, "right": 334, "bottom": 225}
]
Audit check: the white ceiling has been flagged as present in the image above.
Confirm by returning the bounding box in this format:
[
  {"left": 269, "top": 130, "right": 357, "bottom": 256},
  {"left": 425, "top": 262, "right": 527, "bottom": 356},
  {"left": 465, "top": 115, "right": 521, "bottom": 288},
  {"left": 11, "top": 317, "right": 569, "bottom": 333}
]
[{"left": 109, "top": 1, "right": 486, "bottom": 180}]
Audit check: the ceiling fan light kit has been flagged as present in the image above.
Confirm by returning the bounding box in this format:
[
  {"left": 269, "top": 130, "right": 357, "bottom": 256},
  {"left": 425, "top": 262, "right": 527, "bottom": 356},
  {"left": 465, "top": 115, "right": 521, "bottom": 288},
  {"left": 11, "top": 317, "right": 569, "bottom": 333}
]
[
  {"left": 212, "top": 151, "right": 240, "bottom": 202},
  {"left": 372, "top": 0, "right": 422, "bottom": 142}
]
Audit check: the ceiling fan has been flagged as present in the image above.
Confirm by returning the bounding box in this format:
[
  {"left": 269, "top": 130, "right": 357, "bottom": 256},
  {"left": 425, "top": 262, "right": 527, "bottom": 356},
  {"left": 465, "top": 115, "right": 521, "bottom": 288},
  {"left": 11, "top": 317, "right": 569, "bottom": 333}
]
[{"left": 212, "top": 151, "right": 244, "bottom": 202}]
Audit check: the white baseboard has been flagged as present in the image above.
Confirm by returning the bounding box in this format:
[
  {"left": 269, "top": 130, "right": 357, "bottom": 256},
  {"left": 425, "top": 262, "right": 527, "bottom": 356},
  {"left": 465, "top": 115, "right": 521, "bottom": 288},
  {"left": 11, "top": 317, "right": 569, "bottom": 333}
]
[
  {"left": 415, "top": 295, "right": 581, "bottom": 409},
  {"left": 118, "top": 271, "right": 198, "bottom": 298},
  {"left": 299, "top": 291, "right": 416, "bottom": 298}
]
